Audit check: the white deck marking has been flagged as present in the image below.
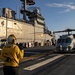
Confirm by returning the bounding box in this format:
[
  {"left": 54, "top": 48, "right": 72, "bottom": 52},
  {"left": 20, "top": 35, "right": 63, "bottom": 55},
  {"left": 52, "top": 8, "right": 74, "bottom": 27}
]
[{"left": 23, "top": 54, "right": 64, "bottom": 71}]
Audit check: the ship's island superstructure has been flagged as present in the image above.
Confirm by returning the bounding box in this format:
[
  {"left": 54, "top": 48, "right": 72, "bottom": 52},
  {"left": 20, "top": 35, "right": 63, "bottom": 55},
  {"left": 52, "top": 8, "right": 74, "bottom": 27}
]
[{"left": 0, "top": 0, "right": 55, "bottom": 47}]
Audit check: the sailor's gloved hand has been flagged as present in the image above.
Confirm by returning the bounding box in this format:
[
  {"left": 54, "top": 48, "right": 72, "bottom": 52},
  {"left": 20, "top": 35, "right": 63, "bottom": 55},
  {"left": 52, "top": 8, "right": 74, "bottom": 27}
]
[{"left": 18, "top": 43, "right": 23, "bottom": 50}]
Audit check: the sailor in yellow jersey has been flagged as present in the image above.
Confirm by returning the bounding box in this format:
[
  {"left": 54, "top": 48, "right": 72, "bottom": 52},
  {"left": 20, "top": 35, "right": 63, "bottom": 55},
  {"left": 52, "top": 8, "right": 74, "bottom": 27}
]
[{"left": 0, "top": 34, "right": 24, "bottom": 75}]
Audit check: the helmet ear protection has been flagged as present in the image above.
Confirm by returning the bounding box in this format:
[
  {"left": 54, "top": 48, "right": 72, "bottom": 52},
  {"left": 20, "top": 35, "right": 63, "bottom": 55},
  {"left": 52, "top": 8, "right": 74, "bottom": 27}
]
[
  {"left": 12, "top": 39, "right": 15, "bottom": 44},
  {"left": 7, "top": 34, "right": 16, "bottom": 44}
]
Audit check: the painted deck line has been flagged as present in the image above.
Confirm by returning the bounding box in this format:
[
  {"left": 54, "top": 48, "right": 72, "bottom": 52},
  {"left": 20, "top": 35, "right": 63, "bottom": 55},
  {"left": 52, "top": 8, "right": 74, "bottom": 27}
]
[{"left": 23, "top": 54, "right": 64, "bottom": 71}]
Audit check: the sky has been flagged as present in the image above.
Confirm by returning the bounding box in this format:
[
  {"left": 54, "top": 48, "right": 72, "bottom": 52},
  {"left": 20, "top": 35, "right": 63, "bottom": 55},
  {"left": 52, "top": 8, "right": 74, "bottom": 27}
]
[{"left": 0, "top": 0, "right": 75, "bottom": 35}]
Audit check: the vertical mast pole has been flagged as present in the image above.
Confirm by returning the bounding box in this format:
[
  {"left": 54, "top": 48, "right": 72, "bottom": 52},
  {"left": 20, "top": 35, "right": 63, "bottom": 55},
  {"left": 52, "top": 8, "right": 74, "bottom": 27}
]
[
  {"left": 6, "top": 14, "right": 8, "bottom": 40},
  {"left": 23, "top": 0, "right": 26, "bottom": 21}
]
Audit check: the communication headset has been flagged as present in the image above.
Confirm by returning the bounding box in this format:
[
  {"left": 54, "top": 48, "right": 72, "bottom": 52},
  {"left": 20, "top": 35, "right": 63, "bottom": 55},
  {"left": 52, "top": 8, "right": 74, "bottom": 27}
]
[{"left": 7, "top": 34, "right": 16, "bottom": 44}]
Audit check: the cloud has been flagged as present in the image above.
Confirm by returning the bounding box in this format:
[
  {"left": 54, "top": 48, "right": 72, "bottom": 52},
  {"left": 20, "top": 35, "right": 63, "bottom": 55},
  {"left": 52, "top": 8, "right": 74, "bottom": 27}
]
[{"left": 46, "top": 2, "right": 75, "bottom": 13}]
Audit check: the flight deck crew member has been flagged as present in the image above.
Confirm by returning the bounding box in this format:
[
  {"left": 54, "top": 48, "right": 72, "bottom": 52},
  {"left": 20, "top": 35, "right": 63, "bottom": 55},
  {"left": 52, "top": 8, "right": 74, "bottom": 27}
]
[{"left": 0, "top": 34, "right": 24, "bottom": 75}]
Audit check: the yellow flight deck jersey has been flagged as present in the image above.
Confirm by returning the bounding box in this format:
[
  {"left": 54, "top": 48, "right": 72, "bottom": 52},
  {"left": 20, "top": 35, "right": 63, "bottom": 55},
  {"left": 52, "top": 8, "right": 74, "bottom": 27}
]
[{"left": 0, "top": 44, "right": 24, "bottom": 67}]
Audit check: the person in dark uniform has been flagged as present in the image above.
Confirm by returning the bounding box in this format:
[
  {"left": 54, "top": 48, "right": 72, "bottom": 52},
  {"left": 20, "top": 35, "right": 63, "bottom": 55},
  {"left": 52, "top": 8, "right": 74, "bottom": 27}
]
[{"left": 0, "top": 34, "right": 24, "bottom": 75}]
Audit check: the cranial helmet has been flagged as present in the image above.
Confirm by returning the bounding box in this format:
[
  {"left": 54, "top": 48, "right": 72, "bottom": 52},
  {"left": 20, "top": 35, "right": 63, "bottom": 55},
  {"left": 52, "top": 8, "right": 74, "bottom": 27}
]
[{"left": 7, "top": 34, "right": 16, "bottom": 44}]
